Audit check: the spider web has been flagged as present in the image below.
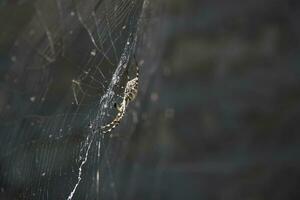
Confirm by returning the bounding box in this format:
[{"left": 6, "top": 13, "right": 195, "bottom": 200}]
[{"left": 0, "top": 0, "right": 153, "bottom": 199}]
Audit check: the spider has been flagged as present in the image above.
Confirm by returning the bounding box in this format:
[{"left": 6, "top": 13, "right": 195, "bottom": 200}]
[{"left": 101, "top": 57, "right": 139, "bottom": 134}]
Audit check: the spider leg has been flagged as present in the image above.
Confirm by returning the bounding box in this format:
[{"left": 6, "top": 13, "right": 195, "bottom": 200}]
[
  {"left": 101, "top": 104, "right": 126, "bottom": 134},
  {"left": 114, "top": 102, "right": 122, "bottom": 112},
  {"left": 101, "top": 56, "right": 140, "bottom": 135}
]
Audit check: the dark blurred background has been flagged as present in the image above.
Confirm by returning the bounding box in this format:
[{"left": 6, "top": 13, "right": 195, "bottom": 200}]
[{"left": 0, "top": 0, "right": 300, "bottom": 199}]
